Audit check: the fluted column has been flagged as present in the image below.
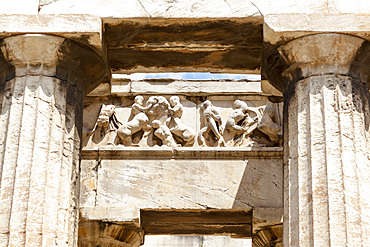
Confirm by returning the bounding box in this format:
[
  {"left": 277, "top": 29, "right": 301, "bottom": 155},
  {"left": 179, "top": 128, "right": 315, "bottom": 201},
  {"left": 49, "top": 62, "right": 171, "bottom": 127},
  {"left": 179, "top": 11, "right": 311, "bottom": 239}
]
[
  {"left": 264, "top": 34, "right": 370, "bottom": 246},
  {"left": 0, "top": 35, "right": 106, "bottom": 246}
]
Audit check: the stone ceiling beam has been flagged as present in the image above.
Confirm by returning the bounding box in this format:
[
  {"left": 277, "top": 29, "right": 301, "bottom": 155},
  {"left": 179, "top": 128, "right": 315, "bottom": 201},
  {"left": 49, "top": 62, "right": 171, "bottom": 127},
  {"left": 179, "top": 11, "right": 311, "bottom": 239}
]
[{"left": 104, "top": 17, "right": 263, "bottom": 74}]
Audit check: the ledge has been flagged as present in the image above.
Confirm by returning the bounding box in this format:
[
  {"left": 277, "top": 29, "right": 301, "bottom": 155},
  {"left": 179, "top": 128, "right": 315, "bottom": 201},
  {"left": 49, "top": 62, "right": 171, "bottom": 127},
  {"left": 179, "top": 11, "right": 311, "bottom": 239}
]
[
  {"left": 110, "top": 77, "right": 263, "bottom": 96},
  {"left": 81, "top": 146, "right": 283, "bottom": 160}
]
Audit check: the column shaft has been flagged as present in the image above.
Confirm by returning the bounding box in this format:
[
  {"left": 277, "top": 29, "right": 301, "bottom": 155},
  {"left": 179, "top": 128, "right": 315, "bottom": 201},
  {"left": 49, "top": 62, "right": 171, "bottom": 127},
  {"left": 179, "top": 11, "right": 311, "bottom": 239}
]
[
  {"left": 264, "top": 33, "right": 370, "bottom": 246},
  {"left": 0, "top": 72, "right": 82, "bottom": 247},
  {"left": 0, "top": 35, "right": 106, "bottom": 247}
]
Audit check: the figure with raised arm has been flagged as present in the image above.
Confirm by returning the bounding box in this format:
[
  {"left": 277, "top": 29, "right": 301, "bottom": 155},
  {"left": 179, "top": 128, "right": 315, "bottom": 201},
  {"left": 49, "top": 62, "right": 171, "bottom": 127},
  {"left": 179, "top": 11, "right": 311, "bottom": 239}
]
[
  {"left": 198, "top": 100, "right": 225, "bottom": 147},
  {"left": 166, "top": 96, "right": 196, "bottom": 146},
  {"left": 224, "top": 99, "right": 258, "bottom": 146},
  {"left": 117, "top": 95, "right": 155, "bottom": 146}
]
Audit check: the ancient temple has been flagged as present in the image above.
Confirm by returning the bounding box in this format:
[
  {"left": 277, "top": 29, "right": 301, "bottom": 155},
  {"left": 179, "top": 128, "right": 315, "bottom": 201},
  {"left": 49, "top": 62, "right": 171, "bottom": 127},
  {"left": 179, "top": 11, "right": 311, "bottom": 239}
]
[{"left": 0, "top": 0, "right": 369, "bottom": 246}]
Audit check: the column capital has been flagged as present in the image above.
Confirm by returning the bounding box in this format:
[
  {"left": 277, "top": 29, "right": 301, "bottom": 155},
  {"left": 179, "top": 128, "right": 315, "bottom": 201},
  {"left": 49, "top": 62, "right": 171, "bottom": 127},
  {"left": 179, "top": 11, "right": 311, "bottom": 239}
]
[
  {"left": 0, "top": 34, "right": 108, "bottom": 94},
  {"left": 263, "top": 33, "right": 370, "bottom": 93},
  {"left": 262, "top": 14, "right": 370, "bottom": 93}
]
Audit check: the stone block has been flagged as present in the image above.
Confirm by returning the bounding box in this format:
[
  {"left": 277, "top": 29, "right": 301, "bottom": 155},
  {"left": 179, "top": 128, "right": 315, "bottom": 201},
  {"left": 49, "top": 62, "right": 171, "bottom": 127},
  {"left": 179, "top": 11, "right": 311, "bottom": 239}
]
[
  {"left": 37, "top": 0, "right": 259, "bottom": 18},
  {"left": 110, "top": 77, "right": 263, "bottom": 96},
  {"left": 79, "top": 151, "right": 283, "bottom": 222}
]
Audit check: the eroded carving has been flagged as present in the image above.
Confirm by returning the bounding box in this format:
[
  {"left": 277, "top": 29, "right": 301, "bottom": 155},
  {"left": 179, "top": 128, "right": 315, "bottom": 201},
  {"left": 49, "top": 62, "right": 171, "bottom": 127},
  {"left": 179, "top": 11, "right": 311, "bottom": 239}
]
[
  {"left": 223, "top": 99, "right": 258, "bottom": 146},
  {"left": 83, "top": 104, "right": 122, "bottom": 147},
  {"left": 83, "top": 97, "right": 282, "bottom": 148},
  {"left": 145, "top": 96, "right": 196, "bottom": 147},
  {"left": 167, "top": 96, "right": 196, "bottom": 146},
  {"left": 198, "top": 100, "right": 226, "bottom": 147},
  {"left": 223, "top": 100, "right": 282, "bottom": 147},
  {"left": 85, "top": 96, "right": 196, "bottom": 147},
  {"left": 117, "top": 96, "right": 152, "bottom": 146},
  {"left": 256, "top": 103, "right": 283, "bottom": 146},
  {"left": 152, "top": 120, "right": 180, "bottom": 147}
]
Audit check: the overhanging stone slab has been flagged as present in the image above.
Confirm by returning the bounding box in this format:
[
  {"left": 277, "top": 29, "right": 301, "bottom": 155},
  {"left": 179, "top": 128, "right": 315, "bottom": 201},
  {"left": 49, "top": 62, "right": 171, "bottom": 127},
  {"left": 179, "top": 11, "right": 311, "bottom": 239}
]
[
  {"left": 140, "top": 209, "right": 252, "bottom": 238},
  {"left": 0, "top": 15, "right": 104, "bottom": 55},
  {"left": 104, "top": 18, "right": 262, "bottom": 74},
  {"left": 264, "top": 13, "right": 370, "bottom": 51}
]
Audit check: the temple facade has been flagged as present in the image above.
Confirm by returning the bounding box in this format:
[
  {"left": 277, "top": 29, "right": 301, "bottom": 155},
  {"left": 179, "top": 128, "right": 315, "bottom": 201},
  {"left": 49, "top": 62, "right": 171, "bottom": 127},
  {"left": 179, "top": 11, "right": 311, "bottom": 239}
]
[{"left": 0, "top": 0, "right": 370, "bottom": 246}]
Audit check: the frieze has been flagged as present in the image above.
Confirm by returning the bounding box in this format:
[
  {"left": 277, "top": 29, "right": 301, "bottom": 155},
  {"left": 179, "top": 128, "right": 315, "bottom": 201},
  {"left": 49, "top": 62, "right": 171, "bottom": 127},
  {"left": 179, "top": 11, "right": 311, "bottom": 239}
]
[{"left": 82, "top": 96, "right": 282, "bottom": 148}]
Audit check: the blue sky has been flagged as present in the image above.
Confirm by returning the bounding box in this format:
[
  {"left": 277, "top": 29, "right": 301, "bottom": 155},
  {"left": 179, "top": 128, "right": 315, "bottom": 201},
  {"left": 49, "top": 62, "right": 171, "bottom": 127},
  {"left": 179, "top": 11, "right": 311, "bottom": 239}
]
[{"left": 122, "top": 72, "right": 261, "bottom": 80}]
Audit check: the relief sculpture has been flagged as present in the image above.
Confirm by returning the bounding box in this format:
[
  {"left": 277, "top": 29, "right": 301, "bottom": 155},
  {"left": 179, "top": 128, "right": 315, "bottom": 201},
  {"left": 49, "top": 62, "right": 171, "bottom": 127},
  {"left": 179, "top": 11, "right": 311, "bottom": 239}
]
[
  {"left": 223, "top": 100, "right": 282, "bottom": 147},
  {"left": 83, "top": 97, "right": 282, "bottom": 148},
  {"left": 83, "top": 104, "right": 122, "bottom": 147},
  {"left": 256, "top": 103, "right": 283, "bottom": 146},
  {"left": 117, "top": 95, "right": 152, "bottom": 146},
  {"left": 84, "top": 96, "right": 196, "bottom": 147},
  {"left": 223, "top": 99, "right": 258, "bottom": 146},
  {"left": 166, "top": 96, "right": 196, "bottom": 146},
  {"left": 198, "top": 100, "right": 226, "bottom": 147}
]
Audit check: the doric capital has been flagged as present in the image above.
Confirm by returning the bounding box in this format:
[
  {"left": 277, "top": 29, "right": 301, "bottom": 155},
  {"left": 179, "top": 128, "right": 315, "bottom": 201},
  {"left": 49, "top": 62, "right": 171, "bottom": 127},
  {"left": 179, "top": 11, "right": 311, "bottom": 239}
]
[
  {"left": 263, "top": 33, "right": 370, "bottom": 93},
  {"left": 0, "top": 34, "right": 108, "bottom": 94}
]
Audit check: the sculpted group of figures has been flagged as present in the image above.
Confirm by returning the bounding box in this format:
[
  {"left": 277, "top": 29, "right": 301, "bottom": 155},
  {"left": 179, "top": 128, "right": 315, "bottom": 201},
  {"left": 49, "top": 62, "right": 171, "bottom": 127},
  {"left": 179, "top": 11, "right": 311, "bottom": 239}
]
[{"left": 83, "top": 96, "right": 282, "bottom": 148}]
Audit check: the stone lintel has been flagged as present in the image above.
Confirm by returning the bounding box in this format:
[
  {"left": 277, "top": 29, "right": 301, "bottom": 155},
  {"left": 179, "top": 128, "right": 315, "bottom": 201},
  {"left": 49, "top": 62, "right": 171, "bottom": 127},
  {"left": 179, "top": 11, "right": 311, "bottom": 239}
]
[
  {"left": 140, "top": 209, "right": 252, "bottom": 238},
  {"left": 110, "top": 78, "right": 262, "bottom": 96},
  {"left": 264, "top": 13, "right": 370, "bottom": 47},
  {"left": 38, "top": 0, "right": 260, "bottom": 18},
  {"left": 81, "top": 147, "right": 283, "bottom": 160},
  {"left": 86, "top": 76, "right": 283, "bottom": 97},
  {"left": 253, "top": 207, "right": 283, "bottom": 233},
  {"left": 0, "top": 15, "right": 104, "bottom": 56},
  {"left": 80, "top": 207, "right": 282, "bottom": 239}
]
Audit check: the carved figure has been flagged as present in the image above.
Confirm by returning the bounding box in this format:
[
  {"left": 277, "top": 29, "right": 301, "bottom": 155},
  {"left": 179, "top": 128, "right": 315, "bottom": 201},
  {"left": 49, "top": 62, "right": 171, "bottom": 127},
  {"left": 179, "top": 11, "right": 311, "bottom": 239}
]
[
  {"left": 256, "top": 103, "right": 282, "bottom": 146},
  {"left": 152, "top": 120, "right": 179, "bottom": 147},
  {"left": 83, "top": 104, "right": 122, "bottom": 146},
  {"left": 222, "top": 99, "right": 283, "bottom": 147},
  {"left": 224, "top": 100, "right": 258, "bottom": 146},
  {"left": 166, "top": 96, "right": 196, "bottom": 146},
  {"left": 146, "top": 96, "right": 171, "bottom": 123},
  {"left": 117, "top": 95, "right": 154, "bottom": 146},
  {"left": 198, "top": 100, "right": 225, "bottom": 147}
]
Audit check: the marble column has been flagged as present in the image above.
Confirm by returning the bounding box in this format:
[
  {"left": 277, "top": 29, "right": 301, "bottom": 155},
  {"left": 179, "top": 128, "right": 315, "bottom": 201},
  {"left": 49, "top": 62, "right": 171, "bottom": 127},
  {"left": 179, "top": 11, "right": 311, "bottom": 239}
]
[
  {"left": 0, "top": 35, "right": 106, "bottom": 246},
  {"left": 264, "top": 33, "right": 370, "bottom": 246}
]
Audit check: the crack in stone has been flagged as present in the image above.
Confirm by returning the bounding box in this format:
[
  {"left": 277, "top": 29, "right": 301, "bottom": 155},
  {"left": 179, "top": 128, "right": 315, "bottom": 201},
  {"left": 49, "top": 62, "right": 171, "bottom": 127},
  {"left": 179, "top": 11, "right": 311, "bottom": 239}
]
[
  {"left": 136, "top": 0, "right": 152, "bottom": 18},
  {"left": 250, "top": 0, "right": 263, "bottom": 16},
  {"left": 223, "top": 0, "right": 235, "bottom": 15},
  {"left": 38, "top": 0, "right": 59, "bottom": 12}
]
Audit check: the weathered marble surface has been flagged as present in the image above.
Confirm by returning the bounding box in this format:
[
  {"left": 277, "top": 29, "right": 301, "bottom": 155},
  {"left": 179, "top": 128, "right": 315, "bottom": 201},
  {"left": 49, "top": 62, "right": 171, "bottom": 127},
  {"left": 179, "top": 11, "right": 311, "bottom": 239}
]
[
  {"left": 2, "top": 0, "right": 370, "bottom": 17},
  {"left": 264, "top": 33, "right": 370, "bottom": 247},
  {"left": 80, "top": 150, "right": 283, "bottom": 221},
  {"left": 110, "top": 77, "right": 264, "bottom": 96},
  {"left": 0, "top": 35, "right": 105, "bottom": 246},
  {"left": 82, "top": 96, "right": 283, "bottom": 148},
  {"left": 0, "top": 15, "right": 104, "bottom": 54},
  {"left": 38, "top": 0, "right": 259, "bottom": 18}
]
